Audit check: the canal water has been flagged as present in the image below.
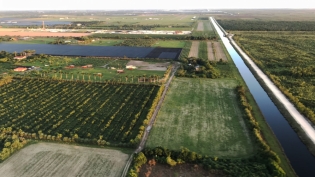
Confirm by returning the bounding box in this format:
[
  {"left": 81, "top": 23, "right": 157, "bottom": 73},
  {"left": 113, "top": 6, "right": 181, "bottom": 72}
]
[{"left": 210, "top": 17, "right": 315, "bottom": 177}]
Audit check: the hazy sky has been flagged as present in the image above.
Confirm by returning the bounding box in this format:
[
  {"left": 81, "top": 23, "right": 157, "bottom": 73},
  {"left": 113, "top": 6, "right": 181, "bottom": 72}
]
[{"left": 0, "top": 0, "right": 314, "bottom": 10}]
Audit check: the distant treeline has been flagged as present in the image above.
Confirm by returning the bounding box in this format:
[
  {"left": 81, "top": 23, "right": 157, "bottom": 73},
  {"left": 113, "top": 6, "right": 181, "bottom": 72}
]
[
  {"left": 92, "top": 33, "right": 217, "bottom": 40},
  {"left": 217, "top": 20, "right": 315, "bottom": 31},
  {"left": 72, "top": 21, "right": 191, "bottom": 30}
]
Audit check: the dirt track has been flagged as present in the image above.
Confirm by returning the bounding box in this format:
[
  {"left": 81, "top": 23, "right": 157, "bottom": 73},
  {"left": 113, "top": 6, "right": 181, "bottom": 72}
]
[
  {"left": 0, "top": 31, "right": 90, "bottom": 37},
  {"left": 213, "top": 41, "right": 227, "bottom": 61},
  {"left": 207, "top": 42, "right": 215, "bottom": 61},
  {"left": 188, "top": 41, "right": 199, "bottom": 58}
]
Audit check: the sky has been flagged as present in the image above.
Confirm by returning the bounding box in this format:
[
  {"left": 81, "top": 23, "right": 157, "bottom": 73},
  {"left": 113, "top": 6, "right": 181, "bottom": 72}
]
[{"left": 0, "top": 0, "right": 314, "bottom": 10}]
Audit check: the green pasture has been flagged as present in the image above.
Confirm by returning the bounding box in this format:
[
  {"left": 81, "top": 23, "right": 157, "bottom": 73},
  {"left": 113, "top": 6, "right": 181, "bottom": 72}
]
[
  {"left": 152, "top": 40, "right": 186, "bottom": 48},
  {"left": 146, "top": 78, "right": 255, "bottom": 158}
]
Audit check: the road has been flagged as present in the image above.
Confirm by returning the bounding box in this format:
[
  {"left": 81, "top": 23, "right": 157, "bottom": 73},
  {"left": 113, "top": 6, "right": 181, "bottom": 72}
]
[
  {"left": 120, "top": 64, "right": 179, "bottom": 177},
  {"left": 228, "top": 35, "right": 315, "bottom": 146}
]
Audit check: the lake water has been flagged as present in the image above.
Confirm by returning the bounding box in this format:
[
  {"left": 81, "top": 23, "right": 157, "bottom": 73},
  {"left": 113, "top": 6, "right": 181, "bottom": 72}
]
[{"left": 210, "top": 17, "right": 315, "bottom": 177}]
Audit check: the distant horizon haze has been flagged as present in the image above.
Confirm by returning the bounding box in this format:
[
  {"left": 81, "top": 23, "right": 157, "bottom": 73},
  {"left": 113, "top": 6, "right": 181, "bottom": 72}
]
[{"left": 0, "top": 0, "right": 314, "bottom": 10}]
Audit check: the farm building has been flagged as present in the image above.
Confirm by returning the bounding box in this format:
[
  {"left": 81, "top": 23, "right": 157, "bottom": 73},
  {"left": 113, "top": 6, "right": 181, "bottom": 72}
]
[
  {"left": 126, "top": 65, "right": 137, "bottom": 69},
  {"left": 86, "top": 64, "right": 93, "bottom": 68},
  {"left": 14, "top": 56, "right": 27, "bottom": 60},
  {"left": 14, "top": 67, "right": 27, "bottom": 72},
  {"left": 69, "top": 65, "right": 75, "bottom": 68},
  {"left": 117, "top": 70, "right": 124, "bottom": 73}
]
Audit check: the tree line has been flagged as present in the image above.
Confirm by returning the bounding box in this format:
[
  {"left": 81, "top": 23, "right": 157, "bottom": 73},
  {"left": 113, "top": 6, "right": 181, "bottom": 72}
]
[{"left": 218, "top": 20, "right": 315, "bottom": 31}]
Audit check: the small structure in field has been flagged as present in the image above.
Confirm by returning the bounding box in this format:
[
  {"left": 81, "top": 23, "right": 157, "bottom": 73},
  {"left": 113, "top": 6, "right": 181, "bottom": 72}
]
[
  {"left": 14, "top": 67, "right": 27, "bottom": 72},
  {"left": 117, "top": 70, "right": 124, "bottom": 73},
  {"left": 126, "top": 65, "right": 137, "bottom": 69},
  {"left": 69, "top": 65, "right": 75, "bottom": 68},
  {"left": 14, "top": 56, "right": 27, "bottom": 60},
  {"left": 86, "top": 64, "right": 93, "bottom": 68},
  {"left": 81, "top": 66, "right": 88, "bottom": 68}
]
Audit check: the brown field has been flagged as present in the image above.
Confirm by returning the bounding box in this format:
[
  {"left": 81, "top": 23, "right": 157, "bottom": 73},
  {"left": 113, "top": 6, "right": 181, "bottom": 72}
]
[
  {"left": 188, "top": 41, "right": 199, "bottom": 58},
  {"left": 207, "top": 42, "right": 215, "bottom": 61},
  {"left": 0, "top": 143, "right": 129, "bottom": 177},
  {"left": 196, "top": 22, "right": 204, "bottom": 31},
  {"left": 0, "top": 29, "right": 90, "bottom": 37},
  {"left": 213, "top": 41, "right": 227, "bottom": 61},
  {"left": 126, "top": 60, "right": 170, "bottom": 71}
]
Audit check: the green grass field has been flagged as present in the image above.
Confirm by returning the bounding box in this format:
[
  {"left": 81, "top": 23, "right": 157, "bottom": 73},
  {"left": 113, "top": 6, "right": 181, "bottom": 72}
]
[
  {"left": 152, "top": 40, "right": 186, "bottom": 48},
  {"left": 146, "top": 78, "right": 255, "bottom": 158},
  {"left": 6, "top": 38, "right": 123, "bottom": 46}
]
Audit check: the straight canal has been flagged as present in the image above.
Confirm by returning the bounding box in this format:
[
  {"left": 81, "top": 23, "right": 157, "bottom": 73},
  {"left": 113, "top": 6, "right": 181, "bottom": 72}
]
[{"left": 210, "top": 17, "right": 315, "bottom": 177}]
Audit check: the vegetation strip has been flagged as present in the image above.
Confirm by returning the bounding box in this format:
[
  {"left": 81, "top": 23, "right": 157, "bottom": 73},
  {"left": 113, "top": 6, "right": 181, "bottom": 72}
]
[{"left": 206, "top": 41, "right": 215, "bottom": 61}]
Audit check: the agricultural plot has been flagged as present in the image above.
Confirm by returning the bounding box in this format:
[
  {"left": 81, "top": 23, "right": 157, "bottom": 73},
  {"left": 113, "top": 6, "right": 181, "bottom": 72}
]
[
  {"left": 0, "top": 143, "right": 129, "bottom": 177},
  {"left": 196, "top": 22, "right": 204, "bottom": 31},
  {"left": 188, "top": 41, "right": 199, "bottom": 58},
  {"left": 0, "top": 79, "right": 159, "bottom": 143},
  {"left": 203, "top": 21, "right": 213, "bottom": 31},
  {"left": 207, "top": 42, "right": 215, "bottom": 61},
  {"left": 146, "top": 78, "right": 254, "bottom": 157},
  {"left": 213, "top": 41, "right": 228, "bottom": 61}
]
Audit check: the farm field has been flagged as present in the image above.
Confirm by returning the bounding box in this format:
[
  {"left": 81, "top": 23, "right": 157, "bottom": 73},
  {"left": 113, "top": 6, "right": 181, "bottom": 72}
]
[
  {"left": 0, "top": 79, "right": 160, "bottom": 144},
  {"left": 213, "top": 41, "right": 227, "bottom": 61},
  {"left": 207, "top": 41, "right": 215, "bottom": 61},
  {"left": 188, "top": 41, "right": 199, "bottom": 58},
  {"left": 0, "top": 143, "right": 130, "bottom": 177},
  {"left": 196, "top": 22, "right": 204, "bottom": 31},
  {"left": 151, "top": 40, "right": 186, "bottom": 48},
  {"left": 198, "top": 41, "right": 208, "bottom": 60},
  {"left": 233, "top": 31, "right": 315, "bottom": 124},
  {"left": 203, "top": 20, "right": 213, "bottom": 31},
  {"left": 146, "top": 78, "right": 254, "bottom": 157}
]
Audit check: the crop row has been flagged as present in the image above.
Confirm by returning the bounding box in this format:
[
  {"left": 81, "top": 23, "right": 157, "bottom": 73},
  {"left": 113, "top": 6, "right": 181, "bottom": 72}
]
[{"left": 0, "top": 79, "right": 159, "bottom": 144}]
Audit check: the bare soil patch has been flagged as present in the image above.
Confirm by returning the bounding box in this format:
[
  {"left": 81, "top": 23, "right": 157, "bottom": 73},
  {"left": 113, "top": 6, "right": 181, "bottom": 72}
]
[
  {"left": 0, "top": 143, "right": 129, "bottom": 177},
  {"left": 213, "top": 42, "right": 227, "bottom": 61},
  {"left": 207, "top": 42, "right": 215, "bottom": 61},
  {"left": 196, "top": 22, "right": 204, "bottom": 31},
  {"left": 127, "top": 60, "right": 170, "bottom": 71},
  {"left": 139, "top": 162, "right": 224, "bottom": 177},
  {"left": 0, "top": 31, "right": 90, "bottom": 37},
  {"left": 188, "top": 41, "right": 199, "bottom": 58}
]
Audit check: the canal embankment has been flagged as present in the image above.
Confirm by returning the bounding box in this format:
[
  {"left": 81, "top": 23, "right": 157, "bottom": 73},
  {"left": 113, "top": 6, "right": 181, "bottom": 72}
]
[
  {"left": 211, "top": 17, "right": 315, "bottom": 177},
  {"left": 227, "top": 34, "right": 315, "bottom": 155}
]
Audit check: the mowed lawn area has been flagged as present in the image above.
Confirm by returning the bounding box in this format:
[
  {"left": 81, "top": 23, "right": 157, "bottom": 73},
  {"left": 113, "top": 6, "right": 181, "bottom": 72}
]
[
  {"left": 0, "top": 143, "right": 130, "bottom": 177},
  {"left": 146, "top": 78, "right": 255, "bottom": 158}
]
